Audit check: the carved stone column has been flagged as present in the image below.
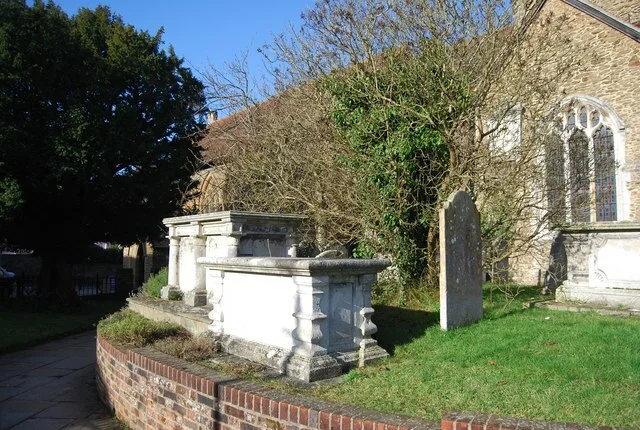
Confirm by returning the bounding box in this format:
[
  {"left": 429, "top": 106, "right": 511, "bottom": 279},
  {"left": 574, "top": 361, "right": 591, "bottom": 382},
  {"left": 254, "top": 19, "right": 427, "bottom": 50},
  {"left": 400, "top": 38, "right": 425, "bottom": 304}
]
[
  {"left": 183, "top": 235, "right": 207, "bottom": 307},
  {"left": 289, "top": 275, "right": 341, "bottom": 381},
  {"left": 286, "top": 233, "right": 298, "bottom": 257},
  {"left": 161, "top": 236, "right": 181, "bottom": 300},
  {"left": 355, "top": 274, "right": 388, "bottom": 366},
  {"left": 207, "top": 268, "right": 225, "bottom": 332}
]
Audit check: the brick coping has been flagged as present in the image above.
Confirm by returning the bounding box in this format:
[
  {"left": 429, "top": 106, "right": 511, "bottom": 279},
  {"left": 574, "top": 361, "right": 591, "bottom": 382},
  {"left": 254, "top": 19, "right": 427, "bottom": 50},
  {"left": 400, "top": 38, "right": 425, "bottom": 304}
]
[
  {"left": 96, "top": 335, "right": 439, "bottom": 430},
  {"left": 96, "top": 335, "right": 628, "bottom": 430}
]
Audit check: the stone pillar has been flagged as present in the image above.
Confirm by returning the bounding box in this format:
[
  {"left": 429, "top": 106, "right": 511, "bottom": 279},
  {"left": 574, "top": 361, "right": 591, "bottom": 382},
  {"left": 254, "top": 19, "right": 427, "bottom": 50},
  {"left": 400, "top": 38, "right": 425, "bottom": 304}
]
[
  {"left": 355, "top": 274, "right": 388, "bottom": 367},
  {"left": 225, "top": 236, "right": 240, "bottom": 257},
  {"left": 183, "top": 235, "right": 208, "bottom": 307},
  {"left": 289, "top": 276, "right": 341, "bottom": 382},
  {"left": 439, "top": 190, "right": 483, "bottom": 330},
  {"left": 207, "top": 268, "right": 225, "bottom": 332},
  {"left": 167, "top": 237, "right": 180, "bottom": 286},
  {"left": 286, "top": 233, "right": 298, "bottom": 258},
  {"left": 161, "top": 236, "right": 181, "bottom": 300}
]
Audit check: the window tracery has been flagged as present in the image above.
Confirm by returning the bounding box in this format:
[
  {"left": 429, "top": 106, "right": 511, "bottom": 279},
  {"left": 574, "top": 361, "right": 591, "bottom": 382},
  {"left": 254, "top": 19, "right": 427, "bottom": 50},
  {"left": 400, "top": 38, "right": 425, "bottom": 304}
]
[{"left": 547, "top": 97, "right": 625, "bottom": 223}]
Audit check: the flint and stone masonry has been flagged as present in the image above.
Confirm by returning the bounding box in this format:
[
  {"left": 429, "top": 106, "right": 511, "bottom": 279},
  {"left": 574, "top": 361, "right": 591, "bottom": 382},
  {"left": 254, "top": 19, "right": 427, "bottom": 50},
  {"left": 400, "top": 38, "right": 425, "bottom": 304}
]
[{"left": 439, "top": 190, "right": 483, "bottom": 330}]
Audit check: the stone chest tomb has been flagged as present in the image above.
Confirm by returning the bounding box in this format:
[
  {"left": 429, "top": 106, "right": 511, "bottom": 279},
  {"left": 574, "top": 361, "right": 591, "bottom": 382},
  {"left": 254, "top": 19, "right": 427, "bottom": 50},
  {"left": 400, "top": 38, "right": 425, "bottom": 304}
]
[
  {"left": 200, "top": 257, "right": 390, "bottom": 382},
  {"left": 161, "top": 211, "right": 305, "bottom": 306},
  {"left": 153, "top": 211, "right": 390, "bottom": 381},
  {"left": 558, "top": 223, "right": 640, "bottom": 307}
]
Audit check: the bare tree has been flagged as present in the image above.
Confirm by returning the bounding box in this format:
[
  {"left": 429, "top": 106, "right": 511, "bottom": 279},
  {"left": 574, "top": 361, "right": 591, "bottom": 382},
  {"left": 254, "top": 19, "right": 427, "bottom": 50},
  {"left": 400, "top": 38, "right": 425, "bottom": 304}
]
[{"left": 194, "top": 0, "right": 585, "bottom": 289}]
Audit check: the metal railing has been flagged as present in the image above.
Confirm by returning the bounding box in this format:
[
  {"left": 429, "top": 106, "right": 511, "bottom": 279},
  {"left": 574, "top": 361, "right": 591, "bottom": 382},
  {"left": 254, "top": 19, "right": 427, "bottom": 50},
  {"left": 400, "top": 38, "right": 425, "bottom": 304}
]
[{"left": 0, "top": 273, "right": 118, "bottom": 301}]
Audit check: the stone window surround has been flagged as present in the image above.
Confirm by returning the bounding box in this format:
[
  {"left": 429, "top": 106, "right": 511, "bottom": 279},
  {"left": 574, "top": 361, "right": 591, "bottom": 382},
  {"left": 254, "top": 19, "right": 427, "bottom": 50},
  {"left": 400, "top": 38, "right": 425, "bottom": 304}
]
[{"left": 556, "top": 94, "right": 630, "bottom": 223}]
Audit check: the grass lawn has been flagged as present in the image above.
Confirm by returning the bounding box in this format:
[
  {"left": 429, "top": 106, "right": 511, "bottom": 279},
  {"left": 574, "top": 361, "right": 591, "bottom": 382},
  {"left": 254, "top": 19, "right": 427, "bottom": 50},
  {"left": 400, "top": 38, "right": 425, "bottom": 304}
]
[
  {"left": 0, "top": 298, "right": 125, "bottom": 353},
  {"left": 302, "top": 286, "right": 640, "bottom": 428},
  {"left": 93, "top": 285, "right": 640, "bottom": 428}
]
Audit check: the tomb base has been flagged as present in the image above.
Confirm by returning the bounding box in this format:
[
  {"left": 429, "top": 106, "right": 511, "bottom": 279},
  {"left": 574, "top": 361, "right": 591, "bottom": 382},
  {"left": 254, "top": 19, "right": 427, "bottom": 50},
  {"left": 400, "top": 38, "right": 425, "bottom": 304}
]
[
  {"left": 183, "top": 290, "right": 208, "bottom": 307},
  {"left": 218, "top": 335, "right": 388, "bottom": 382}
]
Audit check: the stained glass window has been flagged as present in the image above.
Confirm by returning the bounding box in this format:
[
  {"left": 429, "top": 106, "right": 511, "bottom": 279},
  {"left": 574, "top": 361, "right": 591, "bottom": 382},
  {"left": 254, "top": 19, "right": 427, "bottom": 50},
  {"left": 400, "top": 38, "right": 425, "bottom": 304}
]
[
  {"left": 593, "top": 126, "right": 617, "bottom": 221},
  {"left": 567, "top": 113, "right": 576, "bottom": 130},
  {"left": 553, "top": 99, "right": 621, "bottom": 224},
  {"left": 545, "top": 133, "right": 566, "bottom": 225},
  {"left": 579, "top": 107, "right": 588, "bottom": 128},
  {"left": 567, "top": 130, "right": 591, "bottom": 223}
]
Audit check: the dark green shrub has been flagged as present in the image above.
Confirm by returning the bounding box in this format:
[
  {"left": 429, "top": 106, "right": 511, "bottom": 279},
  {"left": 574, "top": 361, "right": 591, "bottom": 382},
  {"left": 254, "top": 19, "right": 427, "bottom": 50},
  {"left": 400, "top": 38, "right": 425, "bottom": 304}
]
[
  {"left": 140, "top": 267, "right": 168, "bottom": 298},
  {"left": 83, "top": 244, "right": 123, "bottom": 264}
]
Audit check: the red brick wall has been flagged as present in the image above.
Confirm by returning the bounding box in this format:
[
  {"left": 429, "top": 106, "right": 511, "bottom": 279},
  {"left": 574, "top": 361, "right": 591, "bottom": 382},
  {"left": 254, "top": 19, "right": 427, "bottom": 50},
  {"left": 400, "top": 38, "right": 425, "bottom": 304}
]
[
  {"left": 440, "top": 412, "right": 628, "bottom": 430},
  {"left": 96, "top": 336, "right": 438, "bottom": 430},
  {"left": 96, "top": 336, "right": 622, "bottom": 430}
]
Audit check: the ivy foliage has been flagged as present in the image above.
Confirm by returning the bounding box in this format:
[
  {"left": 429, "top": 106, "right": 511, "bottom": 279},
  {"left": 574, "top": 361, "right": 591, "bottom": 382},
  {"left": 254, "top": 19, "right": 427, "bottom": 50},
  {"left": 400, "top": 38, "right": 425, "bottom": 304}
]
[{"left": 321, "top": 45, "right": 472, "bottom": 285}]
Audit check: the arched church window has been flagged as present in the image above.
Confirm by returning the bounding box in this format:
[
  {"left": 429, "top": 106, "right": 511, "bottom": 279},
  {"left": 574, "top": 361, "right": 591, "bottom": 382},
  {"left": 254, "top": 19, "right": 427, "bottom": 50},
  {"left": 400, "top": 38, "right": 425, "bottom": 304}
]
[
  {"left": 547, "top": 97, "right": 626, "bottom": 224},
  {"left": 579, "top": 107, "right": 588, "bottom": 128},
  {"left": 567, "top": 112, "right": 576, "bottom": 130}
]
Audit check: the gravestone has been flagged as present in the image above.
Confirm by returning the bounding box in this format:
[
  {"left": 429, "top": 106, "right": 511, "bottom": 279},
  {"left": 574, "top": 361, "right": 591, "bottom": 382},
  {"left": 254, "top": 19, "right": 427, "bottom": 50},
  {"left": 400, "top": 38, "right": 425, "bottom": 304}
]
[{"left": 439, "top": 190, "right": 483, "bottom": 330}]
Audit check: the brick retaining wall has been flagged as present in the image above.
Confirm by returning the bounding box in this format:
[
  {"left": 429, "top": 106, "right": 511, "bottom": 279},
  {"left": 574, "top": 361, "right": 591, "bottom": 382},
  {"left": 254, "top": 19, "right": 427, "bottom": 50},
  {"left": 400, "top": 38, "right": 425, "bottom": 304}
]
[
  {"left": 96, "top": 336, "right": 625, "bottom": 430},
  {"left": 96, "top": 336, "right": 438, "bottom": 430},
  {"left": 440, "top": 412, "right": 630, "bottom": 430}
]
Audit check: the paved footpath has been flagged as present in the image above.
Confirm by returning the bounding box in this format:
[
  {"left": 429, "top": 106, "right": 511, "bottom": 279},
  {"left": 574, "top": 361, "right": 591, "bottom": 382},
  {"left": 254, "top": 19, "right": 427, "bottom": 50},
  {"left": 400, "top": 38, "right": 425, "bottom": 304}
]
[{"left": 0, "top": 331, "right": 121, "bottom": 429}]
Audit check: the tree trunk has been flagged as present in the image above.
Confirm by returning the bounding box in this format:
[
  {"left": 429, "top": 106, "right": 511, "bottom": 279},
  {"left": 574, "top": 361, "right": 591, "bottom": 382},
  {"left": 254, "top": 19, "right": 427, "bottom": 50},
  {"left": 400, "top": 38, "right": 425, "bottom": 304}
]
[
  {"left": 425, "top": 225, "right": 440, "bottom": 288},
  {"left": 39, "top": 253, "right": 77, "bottom": 304}
]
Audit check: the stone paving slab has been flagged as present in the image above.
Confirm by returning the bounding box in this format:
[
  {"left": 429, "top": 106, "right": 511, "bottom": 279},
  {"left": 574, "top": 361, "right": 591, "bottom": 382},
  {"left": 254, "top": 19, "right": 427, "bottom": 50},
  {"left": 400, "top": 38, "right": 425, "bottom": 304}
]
[
  {"left": 10, "top": 418, "right": 73, "bottom": 430},
  {"left": 0, "top": 400, "right": 56, "bottom": 429},
  {"left": 0, "top": 375, "right": 61, "bottom": 391},
  {"left": 0, "top": 331, "right": 121, "bottom": 430},
  {"left": 48, "top": 357, "right": 95, "bottom": 371},
  {"left": 35, "top": 401, "right": 104, "bottom": 420},
  {"left": 13, "top": 384, "right": 76, "bottom": 402}
]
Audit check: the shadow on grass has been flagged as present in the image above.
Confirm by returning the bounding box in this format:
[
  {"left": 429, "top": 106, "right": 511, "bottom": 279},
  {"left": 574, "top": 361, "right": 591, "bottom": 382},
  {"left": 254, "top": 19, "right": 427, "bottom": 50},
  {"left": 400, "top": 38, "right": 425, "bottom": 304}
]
[
  {"left": 0, "top": 297, "right": 126, "bottom": 353},
  {"left": 371, "top": 305, "right": 438, "bottom": 355},
  {"left": 371, "top": 285, "right": 544, "bottom": 355}
]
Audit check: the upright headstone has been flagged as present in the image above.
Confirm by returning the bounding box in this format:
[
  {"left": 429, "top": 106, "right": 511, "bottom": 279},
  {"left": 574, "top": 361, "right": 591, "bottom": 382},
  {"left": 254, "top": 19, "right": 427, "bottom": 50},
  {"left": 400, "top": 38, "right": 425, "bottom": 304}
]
[{"left": 439, "top": 190, "right": 483, "bottom": 330}]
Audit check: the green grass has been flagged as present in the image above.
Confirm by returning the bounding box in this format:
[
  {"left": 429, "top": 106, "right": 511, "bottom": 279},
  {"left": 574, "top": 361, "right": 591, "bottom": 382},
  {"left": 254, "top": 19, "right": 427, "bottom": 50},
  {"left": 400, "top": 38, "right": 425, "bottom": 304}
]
[
  {"left": 0, "top": 298, "right": 125, "bottom": 353},
  {"left": 302, "top": 285, "right": 640, "bottom": 428},
  {"left": 97, "top": 309, "right": 187, "bottom": 347}
]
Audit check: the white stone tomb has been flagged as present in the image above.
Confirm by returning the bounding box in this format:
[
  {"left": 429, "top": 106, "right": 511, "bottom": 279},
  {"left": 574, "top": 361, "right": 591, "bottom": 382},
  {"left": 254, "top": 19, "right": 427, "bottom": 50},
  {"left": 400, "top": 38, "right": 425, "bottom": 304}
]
[
  {"left": 199, "top": 256, "right": 390, "bottom": 382},
  {"left": 558, "top": 223, "right": 640, "bottom": 307}
]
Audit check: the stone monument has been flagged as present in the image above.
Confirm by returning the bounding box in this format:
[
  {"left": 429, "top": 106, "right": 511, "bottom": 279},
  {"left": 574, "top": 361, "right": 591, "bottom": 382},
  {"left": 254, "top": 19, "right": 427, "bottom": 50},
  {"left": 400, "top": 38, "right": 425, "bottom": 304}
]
[
  {"left": 439, "top": 190, "right": 483, "bottom": 330},
  {"left": 160, "top": 211, "right": 304, "bottom": 306},
  {"left": 557, "top": 223, "right": 640, "bottom": 307},
  {"left": 199, "top": 257, "right": 390, "bottom": 382}
]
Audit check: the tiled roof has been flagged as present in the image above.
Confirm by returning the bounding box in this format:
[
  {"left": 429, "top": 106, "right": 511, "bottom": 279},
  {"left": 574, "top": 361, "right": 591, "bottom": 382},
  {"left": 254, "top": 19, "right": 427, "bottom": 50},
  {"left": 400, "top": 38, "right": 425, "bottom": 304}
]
[{"left": 199, "top": 96, "right": 282, "bottom": 162}]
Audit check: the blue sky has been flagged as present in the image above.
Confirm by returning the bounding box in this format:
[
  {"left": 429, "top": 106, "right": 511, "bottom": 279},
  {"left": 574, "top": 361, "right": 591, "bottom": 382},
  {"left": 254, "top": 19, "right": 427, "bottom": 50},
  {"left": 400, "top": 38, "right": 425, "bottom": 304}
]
[{"left": 56, "top": 1, "right": 313, "bottom": 82}]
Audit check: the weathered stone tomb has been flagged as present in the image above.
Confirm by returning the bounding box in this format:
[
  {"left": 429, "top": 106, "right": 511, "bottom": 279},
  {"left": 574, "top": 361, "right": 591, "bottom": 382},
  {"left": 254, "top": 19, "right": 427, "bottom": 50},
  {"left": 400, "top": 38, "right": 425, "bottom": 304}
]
[
  {"left": 557, "top": 223, "right": 640, "bottom": 307},
  {"left": 161, "top": 211, "right": 304, "bottom": 306},
  {"left": 199, "top": 256, "right": 390, "bottom": 382}
]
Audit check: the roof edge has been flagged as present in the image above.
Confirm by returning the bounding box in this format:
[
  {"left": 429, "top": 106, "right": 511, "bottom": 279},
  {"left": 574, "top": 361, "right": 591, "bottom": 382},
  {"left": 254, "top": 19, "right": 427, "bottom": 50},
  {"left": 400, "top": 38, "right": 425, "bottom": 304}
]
[{"left": 561, "top": 0, "right": 640, "bottom": 43}]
